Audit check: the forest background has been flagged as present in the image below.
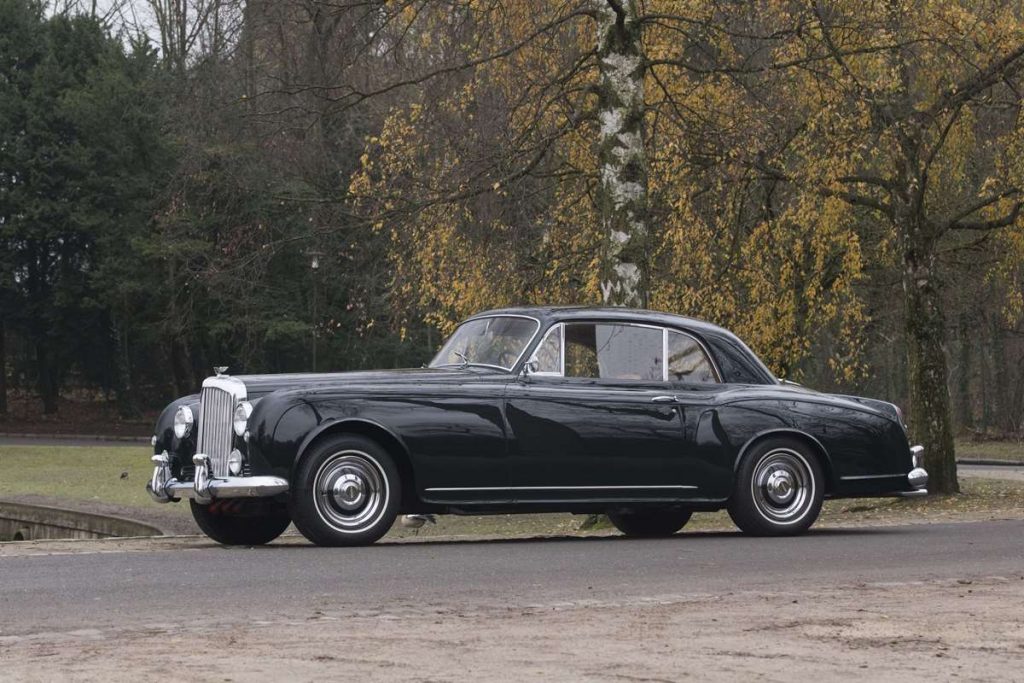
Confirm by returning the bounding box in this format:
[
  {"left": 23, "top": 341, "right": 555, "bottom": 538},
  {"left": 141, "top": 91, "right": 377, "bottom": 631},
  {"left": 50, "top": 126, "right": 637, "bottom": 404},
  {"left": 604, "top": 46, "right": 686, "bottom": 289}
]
[{"left": 3, "top": 0, "right": 1024, "bottom": 493}]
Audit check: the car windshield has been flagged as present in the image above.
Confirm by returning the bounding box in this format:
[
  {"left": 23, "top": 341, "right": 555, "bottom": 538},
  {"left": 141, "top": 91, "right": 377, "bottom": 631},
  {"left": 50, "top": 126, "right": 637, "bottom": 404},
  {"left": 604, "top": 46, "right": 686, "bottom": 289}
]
[{"left": 430, "top": 316, "right": 539, "bottom": 371}]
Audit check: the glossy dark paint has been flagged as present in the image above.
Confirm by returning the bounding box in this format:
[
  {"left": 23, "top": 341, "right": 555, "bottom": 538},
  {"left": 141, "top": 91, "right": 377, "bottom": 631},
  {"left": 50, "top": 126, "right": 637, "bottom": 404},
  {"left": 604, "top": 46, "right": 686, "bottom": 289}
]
[{"left": 153, "top": 307, "right": 918, "bottom": 513}]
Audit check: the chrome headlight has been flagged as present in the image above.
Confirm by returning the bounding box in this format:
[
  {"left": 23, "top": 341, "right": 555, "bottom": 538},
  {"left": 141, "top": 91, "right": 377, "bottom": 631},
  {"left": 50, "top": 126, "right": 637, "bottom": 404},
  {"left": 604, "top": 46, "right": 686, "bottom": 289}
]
[
  {"left": 173, "top": 405, "right": 194, "bottom": 439},
  {"left": 233, "top": 401, "right": 253, "bottom": 437}
]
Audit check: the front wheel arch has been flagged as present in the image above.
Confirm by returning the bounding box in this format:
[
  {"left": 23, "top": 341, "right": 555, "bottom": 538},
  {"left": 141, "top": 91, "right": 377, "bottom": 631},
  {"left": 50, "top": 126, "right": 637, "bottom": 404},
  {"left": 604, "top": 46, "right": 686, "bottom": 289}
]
[
  {"left": 734, "top": 429, "right": 834, "bottom": 494},
  {"left": 294, "top": 419, "right": 418, "bottom": 512}
]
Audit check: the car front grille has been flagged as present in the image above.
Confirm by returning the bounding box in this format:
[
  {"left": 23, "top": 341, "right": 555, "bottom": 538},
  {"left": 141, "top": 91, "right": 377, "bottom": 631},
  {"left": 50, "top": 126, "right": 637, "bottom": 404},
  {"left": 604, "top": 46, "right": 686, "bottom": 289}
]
[{"left": 197, "top": 386, "right": 234, "bottom": 477}]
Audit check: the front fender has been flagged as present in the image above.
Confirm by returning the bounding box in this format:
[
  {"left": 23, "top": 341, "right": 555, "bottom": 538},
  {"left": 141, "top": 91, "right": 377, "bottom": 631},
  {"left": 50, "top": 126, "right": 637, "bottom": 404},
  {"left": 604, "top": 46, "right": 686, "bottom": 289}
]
[
  {"left": 153, "top": 394, "right": 199, "bottom": 477},
  {"left": 248, "top": 394, "right": 411, "bottom": 480}
]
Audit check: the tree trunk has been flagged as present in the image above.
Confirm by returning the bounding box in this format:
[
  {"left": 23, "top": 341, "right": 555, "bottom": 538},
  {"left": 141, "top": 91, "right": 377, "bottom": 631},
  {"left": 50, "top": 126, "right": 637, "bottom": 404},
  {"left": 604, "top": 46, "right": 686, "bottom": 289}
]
[
  {"left": 593, "top": 0, "right": 649, "bottom": 308},
  {"left": 35, "top": 342, "right": 58, "bottom": 415},
  {"left": 991, "top": 315, "right": 1010, "bottom": 433},
  {"left": 956, "top": 313, "right": 973, "bottom": 431},
  {"left": 114, "top": 316, "right": 140, "bottom": 419},
  {"left": 0, "top": 317, "right": 7, "bottom": 415},
  {"left": 902, "top": 225, "right": 958, "bottom": 494}
]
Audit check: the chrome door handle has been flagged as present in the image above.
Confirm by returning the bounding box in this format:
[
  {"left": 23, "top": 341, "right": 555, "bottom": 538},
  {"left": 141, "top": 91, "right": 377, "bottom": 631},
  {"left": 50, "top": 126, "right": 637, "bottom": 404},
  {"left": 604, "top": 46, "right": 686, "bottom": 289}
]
[{"left": 651, "top": 395, "right": 680, "bottom": 403}]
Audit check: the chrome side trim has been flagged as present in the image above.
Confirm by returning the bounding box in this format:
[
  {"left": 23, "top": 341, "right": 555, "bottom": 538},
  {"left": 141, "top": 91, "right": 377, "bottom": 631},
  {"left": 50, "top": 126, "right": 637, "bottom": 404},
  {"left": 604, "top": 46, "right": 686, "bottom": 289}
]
[
  {"left": 424, "top": 485, "right": 698, "bottom": 492},
  {"left": 840, "top": 473, "right": 906, "bottom": 481}
]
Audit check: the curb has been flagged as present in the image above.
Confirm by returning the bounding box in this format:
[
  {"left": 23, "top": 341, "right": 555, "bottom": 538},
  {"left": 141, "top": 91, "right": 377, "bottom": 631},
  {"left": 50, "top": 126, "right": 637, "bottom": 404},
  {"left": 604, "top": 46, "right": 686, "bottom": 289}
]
[
  {"left": 0, "top": 432, "right": 149, "bottom": 443},
  {"left": 0, "top": 500, "right": 164, "bottom": 542},
  {"left": 957, "top": 458, "right": 1024, "bottom": 467}
]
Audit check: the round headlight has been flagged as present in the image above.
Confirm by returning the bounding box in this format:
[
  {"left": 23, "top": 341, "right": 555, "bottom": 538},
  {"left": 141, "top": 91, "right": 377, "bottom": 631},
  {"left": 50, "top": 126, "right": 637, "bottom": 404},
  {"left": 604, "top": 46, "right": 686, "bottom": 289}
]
[
  {"left": 233, "top": 401, "right": 253, "bottom": 437},
  {"left": 173, "top": 405, "right": 194, "bottom": 439}
]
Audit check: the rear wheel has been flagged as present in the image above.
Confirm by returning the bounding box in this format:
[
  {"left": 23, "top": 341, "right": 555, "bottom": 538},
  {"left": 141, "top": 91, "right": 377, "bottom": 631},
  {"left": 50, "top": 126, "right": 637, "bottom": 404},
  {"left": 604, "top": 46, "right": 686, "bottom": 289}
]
[
  {"left": 289, "top": 434, "right": 401, "bottom": 547},
  {"left": 608, "top": 508, "right": 692, "bottom": 537},
  {"left": 728, "top": 437, "right": 823, "bottom": 536},
  {"left": 189, "top": 499, "right": 291, "bottom": 546}
]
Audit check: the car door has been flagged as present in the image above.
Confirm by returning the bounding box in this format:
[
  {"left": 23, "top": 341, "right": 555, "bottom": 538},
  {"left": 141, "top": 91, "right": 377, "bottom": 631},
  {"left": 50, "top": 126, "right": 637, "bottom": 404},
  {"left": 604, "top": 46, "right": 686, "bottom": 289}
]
[{"left": 503, "top": 321, "right": 710, "bottom": 503}]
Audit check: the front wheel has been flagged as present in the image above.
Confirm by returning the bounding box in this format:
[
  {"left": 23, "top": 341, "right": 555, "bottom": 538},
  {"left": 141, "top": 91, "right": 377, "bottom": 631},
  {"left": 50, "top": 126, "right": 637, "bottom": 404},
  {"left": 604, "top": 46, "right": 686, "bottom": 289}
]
[
  {"left": 289, "top": 434, "right": 401, "bottom": 547},
  {"left": 189, "top": 499, "right": 291, "bottom": 546},
  {"left": 608, "top": 508, "right": 692, "bottom": 537},
  {"left": 728, "top": 437, "right": 824, "bottom": 536}
]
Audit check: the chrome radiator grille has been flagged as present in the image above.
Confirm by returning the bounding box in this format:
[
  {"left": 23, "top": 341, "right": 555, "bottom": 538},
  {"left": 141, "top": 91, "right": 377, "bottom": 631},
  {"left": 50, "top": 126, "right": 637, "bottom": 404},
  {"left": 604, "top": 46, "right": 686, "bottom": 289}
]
[{"left": 197, "top": 386, "right": 234, "bottom": 477}]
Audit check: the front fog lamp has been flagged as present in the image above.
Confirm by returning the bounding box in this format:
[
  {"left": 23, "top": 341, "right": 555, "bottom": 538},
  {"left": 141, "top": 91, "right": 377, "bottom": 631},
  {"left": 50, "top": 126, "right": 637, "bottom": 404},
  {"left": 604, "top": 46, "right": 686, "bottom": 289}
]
[
  {"left": 173, "top": 405, "right": 194, "bottom": 439},
  {"left": 233, "top": 401, "right": 253, "bottom": 437},
  {"left": 228, "top": 449, "right": 244, "bottom": 475}
]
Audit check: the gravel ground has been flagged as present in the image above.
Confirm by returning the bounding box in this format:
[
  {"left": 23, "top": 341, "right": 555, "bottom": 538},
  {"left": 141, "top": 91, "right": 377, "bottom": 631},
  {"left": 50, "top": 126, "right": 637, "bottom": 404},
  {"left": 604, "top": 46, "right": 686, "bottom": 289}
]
[{"left": 1, "top": 563, "right": 1021, "bottom": 681}]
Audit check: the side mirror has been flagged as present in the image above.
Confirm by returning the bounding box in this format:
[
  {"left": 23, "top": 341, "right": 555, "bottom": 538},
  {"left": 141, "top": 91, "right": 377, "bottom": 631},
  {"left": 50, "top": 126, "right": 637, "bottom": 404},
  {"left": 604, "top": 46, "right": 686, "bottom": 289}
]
[{"left": 520, "top": 359, "right": 539, "bottom": 381}]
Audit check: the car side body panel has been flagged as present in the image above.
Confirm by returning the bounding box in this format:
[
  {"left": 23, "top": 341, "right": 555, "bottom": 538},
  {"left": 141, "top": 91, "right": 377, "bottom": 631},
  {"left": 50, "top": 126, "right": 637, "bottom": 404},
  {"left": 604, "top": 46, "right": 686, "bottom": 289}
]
[{"left": 152, "top": 307, "right": 923, "bottom": 516}]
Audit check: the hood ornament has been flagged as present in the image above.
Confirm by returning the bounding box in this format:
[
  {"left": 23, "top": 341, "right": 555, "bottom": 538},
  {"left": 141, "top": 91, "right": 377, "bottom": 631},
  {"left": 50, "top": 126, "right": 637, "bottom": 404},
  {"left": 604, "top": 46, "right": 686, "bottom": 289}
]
[{"left": 214, "top": 366, "right": 229, "bottom": 377}]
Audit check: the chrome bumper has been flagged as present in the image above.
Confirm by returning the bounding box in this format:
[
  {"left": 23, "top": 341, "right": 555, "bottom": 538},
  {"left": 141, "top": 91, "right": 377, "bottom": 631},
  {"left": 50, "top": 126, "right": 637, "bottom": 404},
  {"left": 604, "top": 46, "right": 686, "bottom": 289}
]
[
  {"left": 899, "top": 444, "right": 928, "bottom": 497},
  {"left": 147, "top": 452, "right": 289, "bottom": 503}
]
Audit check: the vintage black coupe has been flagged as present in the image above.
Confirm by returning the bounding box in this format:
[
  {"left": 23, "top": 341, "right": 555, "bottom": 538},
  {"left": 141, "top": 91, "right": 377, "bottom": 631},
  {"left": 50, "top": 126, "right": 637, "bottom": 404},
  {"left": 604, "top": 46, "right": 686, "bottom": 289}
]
[{"left": 148, "top": 307, "right": 927, "bottom": 546}]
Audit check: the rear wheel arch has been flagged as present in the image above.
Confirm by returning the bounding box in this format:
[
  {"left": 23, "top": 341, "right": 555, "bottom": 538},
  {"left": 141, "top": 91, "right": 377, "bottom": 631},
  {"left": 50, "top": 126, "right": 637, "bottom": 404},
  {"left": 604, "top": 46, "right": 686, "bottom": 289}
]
[
  {"left": 295, "top": 419, "right": 418, "bottom": 511},
  {"left": 734, "top": 429, "right": 834, "bottom": 494}
]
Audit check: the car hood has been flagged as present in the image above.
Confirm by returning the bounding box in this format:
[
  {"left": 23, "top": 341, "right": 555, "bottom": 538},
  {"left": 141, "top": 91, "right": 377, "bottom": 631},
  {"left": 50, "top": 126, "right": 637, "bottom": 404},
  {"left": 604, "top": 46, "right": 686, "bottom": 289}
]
[{"left": 232, "top": 367, "right": 495, "bottom": 398}]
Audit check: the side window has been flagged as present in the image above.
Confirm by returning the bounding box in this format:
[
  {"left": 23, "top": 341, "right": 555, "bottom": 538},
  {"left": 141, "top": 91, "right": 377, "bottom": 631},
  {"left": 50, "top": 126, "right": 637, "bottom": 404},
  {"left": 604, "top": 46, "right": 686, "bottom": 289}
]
[
  {"left": 668, "top": 331, "right": 717, "bottom": 384},
  {"left": 532, "top": 325, "right": 562, "bottom": 374},
  {"left": 564, "top": 323, "right": 663, "bottom": 380}
]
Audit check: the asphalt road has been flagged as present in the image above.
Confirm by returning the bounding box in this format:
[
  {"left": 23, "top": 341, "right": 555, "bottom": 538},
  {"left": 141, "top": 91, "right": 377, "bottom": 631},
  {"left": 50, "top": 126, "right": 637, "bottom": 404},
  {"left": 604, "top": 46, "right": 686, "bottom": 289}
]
[{"left": 2, "top": 519, "right": 1023, "bottom": 639}]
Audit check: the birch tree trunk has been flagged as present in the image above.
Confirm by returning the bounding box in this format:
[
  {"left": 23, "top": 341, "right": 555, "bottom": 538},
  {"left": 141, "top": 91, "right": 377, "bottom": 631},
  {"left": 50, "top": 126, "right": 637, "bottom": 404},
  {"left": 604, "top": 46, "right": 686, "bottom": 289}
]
[{"left": 593, "top": 0, "right": 648, "bottom": 308}]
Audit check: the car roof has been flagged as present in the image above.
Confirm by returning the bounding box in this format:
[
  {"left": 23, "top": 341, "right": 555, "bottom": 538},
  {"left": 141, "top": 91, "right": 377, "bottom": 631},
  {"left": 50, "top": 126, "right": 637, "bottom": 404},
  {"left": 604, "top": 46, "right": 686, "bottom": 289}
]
[{"left": 467, "top": 306, "right": 730, "bottom": 336}]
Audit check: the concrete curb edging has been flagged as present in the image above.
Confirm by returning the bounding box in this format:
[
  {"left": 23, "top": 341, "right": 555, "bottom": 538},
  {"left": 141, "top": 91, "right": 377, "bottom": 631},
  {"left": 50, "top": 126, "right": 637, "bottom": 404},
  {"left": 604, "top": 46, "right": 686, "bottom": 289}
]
[
  {"left": 0, "top": 501, "right": 163, "bottom": 542},
  {"left": 957, "top": 458, "right": 1024, "bottom": 467}
]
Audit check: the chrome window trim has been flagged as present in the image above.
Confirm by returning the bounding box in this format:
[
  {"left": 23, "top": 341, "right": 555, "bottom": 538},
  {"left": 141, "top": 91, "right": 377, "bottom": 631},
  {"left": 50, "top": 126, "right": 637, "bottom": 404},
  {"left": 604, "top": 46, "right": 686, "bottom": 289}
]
[
  {"left": 529, "top": 323, "right": 565, "bottom": 377},
  {"left": 433, "top": 314, "right": 541, "bottom": 372},
  {"left": 527, "top": 319, "right": 722, "bottom": 384},
  {"left": 666, "top": 328, "right": 722, "bottom": 384},
  {"left": 662, "top": 328, "right": 670, "bottom": 382}
]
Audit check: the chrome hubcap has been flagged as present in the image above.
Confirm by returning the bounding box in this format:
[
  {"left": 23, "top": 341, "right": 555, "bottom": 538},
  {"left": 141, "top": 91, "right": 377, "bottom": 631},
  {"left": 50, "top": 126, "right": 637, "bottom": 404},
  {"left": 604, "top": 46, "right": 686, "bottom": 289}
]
[
  {"left": 751, "top": 449, "right": 813, "bottom": 524},
  {"left": 765, "top": 470, "right": 795, "bottom": 504},
  {"left": 332, "top": 473, "right": 366, "bottom": 511},
  {"left": 314, "top": 451, "right": 388, "bottom": 532}
]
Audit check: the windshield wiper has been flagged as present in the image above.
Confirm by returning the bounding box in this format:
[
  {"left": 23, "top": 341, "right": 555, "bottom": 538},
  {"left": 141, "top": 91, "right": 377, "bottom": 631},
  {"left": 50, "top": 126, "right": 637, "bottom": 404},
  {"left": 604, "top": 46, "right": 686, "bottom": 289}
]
[{"left": 453, "top": 350, "right": 470, "bottom": 368}]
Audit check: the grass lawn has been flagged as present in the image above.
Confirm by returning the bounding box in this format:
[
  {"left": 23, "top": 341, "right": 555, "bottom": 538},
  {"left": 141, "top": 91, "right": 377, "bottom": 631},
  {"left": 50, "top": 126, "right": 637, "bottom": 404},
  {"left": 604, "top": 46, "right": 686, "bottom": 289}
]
[
  {"left": 0, "top": 445, "right": 183, "bottom": 513},
  {"left": 955, "top": 439, "right": 1024, "bottom": 462},
  {"left": 2, "top": 444, "right": 1023, "bottom": 540}
]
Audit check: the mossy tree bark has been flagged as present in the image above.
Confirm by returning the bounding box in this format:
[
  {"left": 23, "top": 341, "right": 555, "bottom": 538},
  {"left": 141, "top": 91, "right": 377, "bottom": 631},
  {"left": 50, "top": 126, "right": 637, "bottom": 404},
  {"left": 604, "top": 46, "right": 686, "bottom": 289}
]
[{"left": 900, "top": 218, "right": 958, "bottom": 493}]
